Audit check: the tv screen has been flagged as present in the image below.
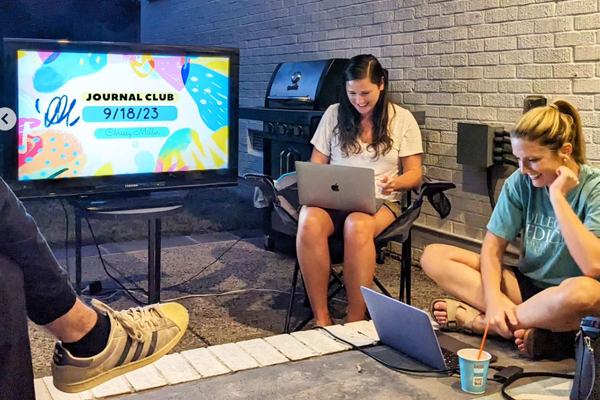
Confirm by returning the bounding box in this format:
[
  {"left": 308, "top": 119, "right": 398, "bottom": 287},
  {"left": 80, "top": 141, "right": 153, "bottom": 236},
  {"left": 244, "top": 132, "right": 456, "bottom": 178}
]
[{"left": 1, "top": 38, "right": 239, "bottom": 198}]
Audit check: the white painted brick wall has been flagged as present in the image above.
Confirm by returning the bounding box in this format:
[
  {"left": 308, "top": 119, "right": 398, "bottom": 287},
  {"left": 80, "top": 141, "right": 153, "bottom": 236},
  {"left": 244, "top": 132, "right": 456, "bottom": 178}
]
[{"left": 142, "top": 0, "right": 600, "bottom": 248}]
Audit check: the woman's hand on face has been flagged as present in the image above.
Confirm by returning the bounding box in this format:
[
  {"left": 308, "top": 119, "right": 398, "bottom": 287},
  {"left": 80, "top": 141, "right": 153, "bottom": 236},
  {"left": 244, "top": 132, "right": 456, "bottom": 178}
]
[
  {"left": 549, "top": 166, "right": 579, "bottom": 199},
  {"left": 376, "top": 176, "right": 396, "bottom": 195}
]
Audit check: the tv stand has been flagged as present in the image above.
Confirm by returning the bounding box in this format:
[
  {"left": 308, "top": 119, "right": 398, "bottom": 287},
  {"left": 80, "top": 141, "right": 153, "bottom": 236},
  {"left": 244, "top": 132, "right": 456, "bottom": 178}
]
[
  {"left": 74, "top": 190, "right": 188, "bottom": 212},
  {"left": 70, "top": 196, "right": 185, "bottom": 304}
]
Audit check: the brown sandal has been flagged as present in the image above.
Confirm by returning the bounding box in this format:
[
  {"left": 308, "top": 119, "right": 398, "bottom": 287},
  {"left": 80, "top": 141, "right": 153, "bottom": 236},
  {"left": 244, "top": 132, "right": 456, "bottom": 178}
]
[
  {"left": 429, "top": 298, "right": 483, "bottom": 334},
  {"left": 522, "top": 328, "right": 577, "bottom": 360}
]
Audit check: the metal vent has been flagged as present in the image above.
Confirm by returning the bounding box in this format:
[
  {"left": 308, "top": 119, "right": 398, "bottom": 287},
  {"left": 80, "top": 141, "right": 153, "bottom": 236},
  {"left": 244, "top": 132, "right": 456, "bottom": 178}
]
[{"left": 248, "top": 128, "right": 263, "bottom": 154}]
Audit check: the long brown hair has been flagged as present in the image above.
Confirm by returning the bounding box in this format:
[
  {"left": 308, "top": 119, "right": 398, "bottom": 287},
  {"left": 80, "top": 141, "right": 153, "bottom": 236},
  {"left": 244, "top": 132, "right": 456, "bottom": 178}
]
[
  {"left": 335, "top": 55, "right": 394, "bottom": 159},
  {"left": 512, "top": 99, "right": 586, "bottom": 164}
]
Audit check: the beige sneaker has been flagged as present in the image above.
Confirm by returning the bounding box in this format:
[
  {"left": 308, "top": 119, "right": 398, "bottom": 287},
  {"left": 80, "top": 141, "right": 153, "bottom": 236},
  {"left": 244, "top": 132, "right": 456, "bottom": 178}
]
[{"left": 52, "top": 299, "right": 188, "bottom": 393}]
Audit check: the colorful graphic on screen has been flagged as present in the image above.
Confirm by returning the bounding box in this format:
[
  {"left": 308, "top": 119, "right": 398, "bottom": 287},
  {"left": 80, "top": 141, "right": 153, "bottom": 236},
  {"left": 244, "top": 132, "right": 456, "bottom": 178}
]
[{"left": 16, "top": 51, "right": 229, "bottom": 180}]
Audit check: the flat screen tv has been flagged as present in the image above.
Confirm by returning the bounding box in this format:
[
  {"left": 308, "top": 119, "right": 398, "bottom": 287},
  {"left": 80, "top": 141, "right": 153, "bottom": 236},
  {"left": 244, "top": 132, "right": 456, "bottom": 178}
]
[{"left": 1, "top": 38, "right": 239, "bottom": 199}]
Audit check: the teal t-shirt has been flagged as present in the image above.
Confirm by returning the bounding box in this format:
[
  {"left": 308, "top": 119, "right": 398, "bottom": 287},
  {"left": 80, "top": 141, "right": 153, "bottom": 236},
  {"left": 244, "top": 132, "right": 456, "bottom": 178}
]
[{"left": 487, "top": 164, "right": 600, "bottom": 288}]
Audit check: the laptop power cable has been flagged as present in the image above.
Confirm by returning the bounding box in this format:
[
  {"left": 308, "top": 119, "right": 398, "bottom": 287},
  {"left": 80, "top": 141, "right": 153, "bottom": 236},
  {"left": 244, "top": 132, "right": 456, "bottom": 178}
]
[
  {"left": 316, "top": 326, "right": 574, "bottom": 399},
  {"left": 499, "top": 370, "right": 574, "bottom": 400},
  {"left": 315, "top": 327, "right": 457, "bottom": 375}
]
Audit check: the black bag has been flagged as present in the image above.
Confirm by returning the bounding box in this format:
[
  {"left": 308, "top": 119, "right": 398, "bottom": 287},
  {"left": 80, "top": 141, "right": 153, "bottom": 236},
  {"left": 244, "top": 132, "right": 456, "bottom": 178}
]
[{"left": 572, "top": 317, "right": 600, "bottom": 400}]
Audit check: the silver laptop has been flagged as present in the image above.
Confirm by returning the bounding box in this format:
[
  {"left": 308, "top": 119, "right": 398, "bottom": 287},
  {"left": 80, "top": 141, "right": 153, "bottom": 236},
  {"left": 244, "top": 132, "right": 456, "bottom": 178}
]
[
  {"left": 295, "top": 162, "right": 383, "bottom": 214},
  {"left": 361, "top": 287, "right": 497, "bottom": 370}
]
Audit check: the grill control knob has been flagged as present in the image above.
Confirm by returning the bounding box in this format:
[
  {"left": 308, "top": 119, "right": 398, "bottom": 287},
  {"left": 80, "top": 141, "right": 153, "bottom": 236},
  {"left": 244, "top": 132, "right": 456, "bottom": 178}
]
[
  {"left": 278, "top": 124, "right": 288, "bottom": 135},
  {"left": 292, "top": 125, "right": 304, "bottom": 136},
  {"left": 266, "top": 122, "right": 274, "bottom": 134}
]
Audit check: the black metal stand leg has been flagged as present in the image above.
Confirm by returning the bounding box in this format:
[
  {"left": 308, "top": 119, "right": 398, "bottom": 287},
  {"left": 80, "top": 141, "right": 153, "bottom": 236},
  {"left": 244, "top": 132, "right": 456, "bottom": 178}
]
[
  {"left": 148, "top": 218, "right": 162, "bottom": 304},
  {"left": 401, "top": 233, "right": 412, "bottom": 304},
  {"left": 284, "top": 261, "right": 300, "bottom": 334},
  {"left": 399, "top": 263, "right": 405, "bottom": 303},
  {"left": 75, "top": 213, "right": 82, "bottom": 295},
  {"left": 294, "top": 282, "right": 345, "bottom": 332}
]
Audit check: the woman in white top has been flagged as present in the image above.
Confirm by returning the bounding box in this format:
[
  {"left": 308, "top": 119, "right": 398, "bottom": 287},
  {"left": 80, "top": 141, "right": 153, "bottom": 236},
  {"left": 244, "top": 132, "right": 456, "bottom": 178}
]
[{"left": 297, "top": 54, "right": 423, "bottom": 326}]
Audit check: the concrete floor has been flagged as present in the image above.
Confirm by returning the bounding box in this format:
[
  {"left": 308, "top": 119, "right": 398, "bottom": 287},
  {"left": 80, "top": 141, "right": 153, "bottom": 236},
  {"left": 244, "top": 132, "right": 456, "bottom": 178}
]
[
  {"left": 31, "top": 230, "right": 448, "bottom": 379},
  {"left": 113, "top": 343, "right": 574, "bottom": 400},
  {"left": 30, "top": 232, "right": 575, "bottom": 399}
]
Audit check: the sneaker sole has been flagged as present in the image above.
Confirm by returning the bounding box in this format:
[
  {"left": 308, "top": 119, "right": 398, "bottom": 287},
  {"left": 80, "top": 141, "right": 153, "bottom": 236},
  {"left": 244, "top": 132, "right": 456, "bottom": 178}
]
[{"left": 54, "top": 319, "right": 189, "bottom": 393}]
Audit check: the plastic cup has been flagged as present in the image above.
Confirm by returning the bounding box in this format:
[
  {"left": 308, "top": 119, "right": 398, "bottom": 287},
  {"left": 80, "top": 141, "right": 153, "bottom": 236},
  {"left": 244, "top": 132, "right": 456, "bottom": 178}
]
[{"left": 457, "top": 348, "right": 491, "bottom": 394}]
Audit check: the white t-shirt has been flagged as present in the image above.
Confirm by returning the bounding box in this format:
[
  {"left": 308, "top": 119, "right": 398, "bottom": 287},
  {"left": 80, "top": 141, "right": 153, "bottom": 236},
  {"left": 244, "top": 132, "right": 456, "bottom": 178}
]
[{"left": 310, "top": 103, "right": 423, "bottom": 201}]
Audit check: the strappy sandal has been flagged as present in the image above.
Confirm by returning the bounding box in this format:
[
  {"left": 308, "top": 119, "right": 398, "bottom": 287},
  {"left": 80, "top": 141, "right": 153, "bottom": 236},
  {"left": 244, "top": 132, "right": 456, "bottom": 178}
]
[
  {"left": 522, "top": 328, "right": 577, "bottom": 361},
  {"left": 429, "top": 298, "right": 483, "bottom": 334}
]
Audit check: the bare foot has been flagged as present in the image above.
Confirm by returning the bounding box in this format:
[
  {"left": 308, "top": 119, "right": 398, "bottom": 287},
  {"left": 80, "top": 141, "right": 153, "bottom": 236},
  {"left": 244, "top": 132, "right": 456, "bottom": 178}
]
[
  {"left": 432, "top": 301, "right": 487, "bottom": 333},
  {"left": 513, "top": 329, "right": 526, "bottom": 353}
]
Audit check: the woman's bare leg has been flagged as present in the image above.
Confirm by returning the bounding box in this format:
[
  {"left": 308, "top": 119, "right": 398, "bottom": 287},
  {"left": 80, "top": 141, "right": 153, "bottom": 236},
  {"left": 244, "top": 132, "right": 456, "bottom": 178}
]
[
  {"left": 296, "top": 206, "right": 335, "bottom": 326},
  {"left": 343, "top": 207, "right": 395, "bottom": 323},
  {"left": 420, "top": 244, "right": 522, "bottom": 334},
  {"left": 513, "top": 277, "right": 600, "bottom": 350}
]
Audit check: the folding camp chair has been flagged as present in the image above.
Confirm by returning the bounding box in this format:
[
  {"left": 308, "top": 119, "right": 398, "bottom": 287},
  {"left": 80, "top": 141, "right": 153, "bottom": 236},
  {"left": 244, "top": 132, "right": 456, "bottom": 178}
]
[{"left": 245, "top": 173, "right": 455, "bottom": 333}]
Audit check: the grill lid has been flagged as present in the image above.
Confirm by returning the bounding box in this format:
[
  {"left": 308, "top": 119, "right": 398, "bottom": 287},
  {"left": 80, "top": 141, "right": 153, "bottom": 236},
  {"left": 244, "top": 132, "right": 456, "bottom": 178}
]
[
  {"left": 265, "top": 59, "right": 348, "bottom": 110},
  {"left": 268, "top": 60, "right": 329, "bottom": 103}
]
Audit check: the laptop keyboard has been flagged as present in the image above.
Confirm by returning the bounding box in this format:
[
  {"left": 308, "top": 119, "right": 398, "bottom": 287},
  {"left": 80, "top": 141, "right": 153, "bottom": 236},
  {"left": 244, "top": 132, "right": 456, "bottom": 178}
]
[{"left": 441, "top": 347, "right": 459, "bottom": 369}]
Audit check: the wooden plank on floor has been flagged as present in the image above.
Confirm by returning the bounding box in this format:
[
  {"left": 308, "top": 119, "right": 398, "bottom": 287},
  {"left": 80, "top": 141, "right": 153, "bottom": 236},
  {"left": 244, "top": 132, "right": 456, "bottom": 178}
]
[
  {"left": 153, "top": 353, "right": 201, "bottom": 384},
  {"left": 41, "top": 377, "right": 94, "bottom": 400},
  {"left": 344, "top": 320, "right": 380, "bottom": 341},
  {"left": 237, "top": 338, "right": 289, "bottom": 366},
  {"left": 181, "top": 348, "right": 231, "bottom": 378},
  {"left": 208, "top": 343, "right": 261, "bottom": 372},
  {"left": 90, "top": 376, "right": 132, "bottom": 398},
  {"left": 264, "top": 334, "right": 319, "bottom": 361},
  {"left": 291, "top": 330, "right": 350, "bottom": 354},
  {"left": 321, "top": 325, "right": 377, "bottom": 347},
  {"left": 124, "top": 364, "right": 168, "bottom": 392}
]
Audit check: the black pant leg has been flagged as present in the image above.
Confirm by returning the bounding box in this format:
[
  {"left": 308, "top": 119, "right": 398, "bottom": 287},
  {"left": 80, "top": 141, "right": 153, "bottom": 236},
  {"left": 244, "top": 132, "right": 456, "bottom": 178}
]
[
  {"left": 0, "top": 178, "right": 76, "bottom": 325},
  {"left": 0, "top": 255, "right": 35, "bottom": 400}
]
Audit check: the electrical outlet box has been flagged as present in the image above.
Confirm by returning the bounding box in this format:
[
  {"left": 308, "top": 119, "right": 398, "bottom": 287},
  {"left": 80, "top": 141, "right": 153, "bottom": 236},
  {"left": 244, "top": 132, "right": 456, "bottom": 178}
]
[{"left": 457, "top": 123, "right": 502, "bottom": 168}]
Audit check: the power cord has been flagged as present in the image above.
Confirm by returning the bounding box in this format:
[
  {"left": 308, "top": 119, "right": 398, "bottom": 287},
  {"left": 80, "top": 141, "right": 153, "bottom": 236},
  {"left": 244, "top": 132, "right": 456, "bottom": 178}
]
[
  {"left": 99, "top": 257, "right": 148, "bottom": 295},
  {"left": 162, "top": 288, "right": 290, "bottom": 302},
  {"left": 488, "top": 129, "right": 519, "bottom": 211},
  {"left": 500, "top": 371, "right": 574, "bottom": 400},
  {"left": 84, "top": 217, "right": 146, "bottom": 305},
  {"left": 163, "top": 237, "right": 243, "bottom": 291},
  {"left": 486, "top": 166, "right": 497, "bottom": 210},
  {"left": 316, "top": 326, "right": 574, "bottom": 398},
  {"left": 315, "top": 326, "right": 458, "bottom": 375},
  {"left": 60, "top": 200, "right": 70, "bottom": 277}
]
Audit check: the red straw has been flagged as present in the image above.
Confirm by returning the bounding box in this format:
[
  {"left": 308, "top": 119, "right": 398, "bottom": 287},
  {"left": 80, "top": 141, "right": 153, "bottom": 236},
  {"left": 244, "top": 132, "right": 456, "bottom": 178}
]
[{"left": 477, "top": 320, "right": 491, "bottom": 360}]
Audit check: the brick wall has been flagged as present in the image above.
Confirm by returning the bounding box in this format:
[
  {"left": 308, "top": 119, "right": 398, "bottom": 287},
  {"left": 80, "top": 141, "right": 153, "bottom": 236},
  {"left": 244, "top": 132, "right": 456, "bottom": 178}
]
[{"left": 142, "top": 0, "right": 600, "bottom": 253}]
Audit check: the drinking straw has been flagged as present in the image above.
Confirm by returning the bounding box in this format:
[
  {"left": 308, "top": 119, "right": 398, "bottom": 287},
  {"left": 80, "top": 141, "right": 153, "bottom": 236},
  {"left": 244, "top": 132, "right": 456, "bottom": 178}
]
[{"left": 477, "top": 320, "right": 491, "bottom": 360}]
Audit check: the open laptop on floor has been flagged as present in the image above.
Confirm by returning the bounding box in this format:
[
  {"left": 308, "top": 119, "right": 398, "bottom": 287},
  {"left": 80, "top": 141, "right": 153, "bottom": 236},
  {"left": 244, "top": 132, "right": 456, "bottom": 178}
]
[
  {"left": 295, "top": 161, "right": 383, "bottom": 214},
  {"left": 361, "top": 287, "right": 497, "bottom": 370}
]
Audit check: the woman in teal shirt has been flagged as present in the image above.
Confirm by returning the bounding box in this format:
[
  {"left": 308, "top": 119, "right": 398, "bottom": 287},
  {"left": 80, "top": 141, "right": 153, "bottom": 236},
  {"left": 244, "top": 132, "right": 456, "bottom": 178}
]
[{"left": 421, "top": 99, "right": 600, "bottom": 359}]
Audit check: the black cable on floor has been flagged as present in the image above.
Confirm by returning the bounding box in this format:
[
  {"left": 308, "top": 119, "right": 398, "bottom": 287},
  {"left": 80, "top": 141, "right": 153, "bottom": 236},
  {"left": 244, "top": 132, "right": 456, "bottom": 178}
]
[
  {"left": 163, "top": 237, "right": 243, "bottom": 291},
  {"left": 101, "top": 257, "right": 148, "bottom": 295},
  {"left": 487, "top": 165, "right": 496, "bottom": 210},
  {"left": 501, "top": 372, "right": 574, "bottom": 400},
  {"left": 60, "top": 200, "right": 70, "bottom": 276},
  {"left": 315, "top": 326, "right": 458, "bottom": 375},
  {"left": 84, "top": 216, "right": 146, "bottom": 305}
]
